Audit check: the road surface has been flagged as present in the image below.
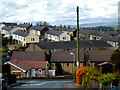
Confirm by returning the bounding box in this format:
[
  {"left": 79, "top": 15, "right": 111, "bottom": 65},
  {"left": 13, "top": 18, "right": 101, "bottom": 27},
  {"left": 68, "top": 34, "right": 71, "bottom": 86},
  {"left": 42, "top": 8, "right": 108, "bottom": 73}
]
[{"left": 8, "top": 79, "right": 73, "bottom": 89}]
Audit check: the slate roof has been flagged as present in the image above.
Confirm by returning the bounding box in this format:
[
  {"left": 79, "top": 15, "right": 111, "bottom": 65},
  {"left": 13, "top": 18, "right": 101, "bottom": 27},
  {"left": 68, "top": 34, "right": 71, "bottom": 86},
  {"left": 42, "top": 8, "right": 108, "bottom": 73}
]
[
  {"left": 50, "top": 51, "right": 84, "bottom": 62},
  {"left": 35, "top": 40, "right": 112, "bottom": 50},
  {"left": 9, "top": 59, "right": 48, "bottom": 71},
  {"left": 46, "top": 30, "right": 63, "bottom": 36},
  {"left": 3, "top": 22, "right": 17, "bottom": 26},
  {"left": 17, "top": 24, "right": 31, "bottom": 28},
  {"left": 89, "top": 50, "right": 114, "bottom": 62},
  {"left": 13, "top": 30, "right": 29, "bottom": 37},
  {"left": 11, "top": 51, "right": 45, "bottom": 61},
  {"left": 55, "top": 27, "right": 76, "bottom": 32},
  {"left": 2, "top": 26, "right": 14, "bottom": 31},
  {"left": 47, "top": 25, "right": 56, "bottom": 29},
  {"left": 79, "top": 29, "right": 120, "bottom": 42},
  {"left": 30, "top": 25, "right": 47, "bottom": 31}
]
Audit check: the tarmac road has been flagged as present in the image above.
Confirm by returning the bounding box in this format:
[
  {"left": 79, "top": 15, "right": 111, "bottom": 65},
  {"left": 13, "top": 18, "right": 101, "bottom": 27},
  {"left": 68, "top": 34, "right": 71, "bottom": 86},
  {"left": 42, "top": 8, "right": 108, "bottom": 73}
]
[{"left": 8, "top": 79, "right": 73, "bottom": 89}]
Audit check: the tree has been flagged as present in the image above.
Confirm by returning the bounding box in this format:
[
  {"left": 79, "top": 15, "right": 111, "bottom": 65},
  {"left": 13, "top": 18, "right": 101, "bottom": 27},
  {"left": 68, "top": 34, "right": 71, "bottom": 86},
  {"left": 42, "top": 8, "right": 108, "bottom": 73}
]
[
  {"left": 36, "top": 21, "right": 49, "bottom": 26},
  {"left": 110, "top": 49, "right": 120, "bottom": 62},
  {"left": 76, "top": 66, "right": 88, "bottom": 84},
  {"left": 43, "top": 21, "right": 49, "bottom": 26},
  {"left": 2, "top": 37, "right": 10, "bottom": 47}
]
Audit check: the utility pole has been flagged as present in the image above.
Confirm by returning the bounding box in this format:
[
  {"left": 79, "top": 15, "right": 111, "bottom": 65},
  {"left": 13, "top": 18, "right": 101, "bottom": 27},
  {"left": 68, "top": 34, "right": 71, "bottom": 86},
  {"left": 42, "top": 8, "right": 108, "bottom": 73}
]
[{"left": 77, "top": 6, "right": 79, "bottom": 69}]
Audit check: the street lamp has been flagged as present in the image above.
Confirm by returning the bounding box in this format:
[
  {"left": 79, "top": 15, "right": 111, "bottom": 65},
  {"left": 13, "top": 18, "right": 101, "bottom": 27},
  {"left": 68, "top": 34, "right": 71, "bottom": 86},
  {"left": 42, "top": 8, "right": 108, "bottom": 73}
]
[{"left": 70, "top": 52, "right": 75, "bottom": 82}]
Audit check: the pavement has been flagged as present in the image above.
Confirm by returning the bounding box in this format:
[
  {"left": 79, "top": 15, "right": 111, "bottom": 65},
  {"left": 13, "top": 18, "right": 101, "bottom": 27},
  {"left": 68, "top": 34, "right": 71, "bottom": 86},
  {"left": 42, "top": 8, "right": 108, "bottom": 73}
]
[{"left": 64, "top": 82, "right": 82, "bottom": 88}]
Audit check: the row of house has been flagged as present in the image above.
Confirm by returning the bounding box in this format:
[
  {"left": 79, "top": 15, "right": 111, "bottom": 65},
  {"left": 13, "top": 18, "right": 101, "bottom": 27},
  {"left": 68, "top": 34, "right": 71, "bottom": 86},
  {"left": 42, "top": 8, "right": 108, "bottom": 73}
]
[
  {"left": 25, "top": 40, "right": 113, "bottom": 51},
  {"left": 79, "top": 29, "right": 120, "bottom": 48},
  {"left": 1, "top": 23, "right": 77, "bottom": 45},
  {"left": 5, "top": 50, "right": 118, "bottom": 77}
]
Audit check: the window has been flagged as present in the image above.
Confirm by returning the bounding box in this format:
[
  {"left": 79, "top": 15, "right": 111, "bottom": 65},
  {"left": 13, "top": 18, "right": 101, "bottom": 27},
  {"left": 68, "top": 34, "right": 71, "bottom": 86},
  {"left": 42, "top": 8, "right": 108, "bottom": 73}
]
[
  {"left": 67, "top": 63, "right": 69, "bottom": 66},
  {"left": 33, "top": 38, "right": 34, "bottom": 41},
  {"left": 52, "top": 64, "right": 54, "bottom": 66},
  {"left": 31, "top": 38, "right": 32, "bottom": 41},
  {"left": 63, "top": 37, "right": 66, "bottom": 40},
  {"left": 38, "top": 69, "right": 42, "bottom": 74},
  {"left": 24, "top": 38, "right": 25, "bottom": 41}
]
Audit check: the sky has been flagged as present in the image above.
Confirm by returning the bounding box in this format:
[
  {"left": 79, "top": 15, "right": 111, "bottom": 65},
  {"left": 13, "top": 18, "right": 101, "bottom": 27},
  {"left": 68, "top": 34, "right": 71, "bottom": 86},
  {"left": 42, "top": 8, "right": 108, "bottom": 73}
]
[{"left": 0, "top": 0, "right": 120, "bottom": 26}]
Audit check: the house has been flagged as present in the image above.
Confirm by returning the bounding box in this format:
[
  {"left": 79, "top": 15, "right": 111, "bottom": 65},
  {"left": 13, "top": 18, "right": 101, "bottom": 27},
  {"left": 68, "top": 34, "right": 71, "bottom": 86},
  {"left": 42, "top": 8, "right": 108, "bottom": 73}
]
[
  {"left": 88, "top": 50, "right": 118, "bottom": 73},
  {"left": 12, "top": 30, "right": 39, "bottom": 46},
  {"left": 16, "top": 23, "right": 32, "bottom": 33},
  {"left": 1, "top": 26, "right": 15, "bottom": 37},
  {"left": 55, "top": 26, "right": 76, "bottom": 37},
  {"left": 30, "top": 25, "right": 49, "bottom": 38},
  {"left": 5, "top": 59, "right": 49, "bottom": 78},
  {"left": 25, "top": 40, "right": 113, "bottom": 51},
  {"left": 7, "top": 51, "right": 49, "bottom": 77},
  {"left": 0, "top": 23, "right": 5, "bottom": 31},
  {"left": 50, "top": 51, "right": 85, "bottom": 74},
  {"left": 80, "top": 29, "right": 120, "bottom": 48},
  {"left": 45, "top": 30, "right": 70, "bottom": 41}
]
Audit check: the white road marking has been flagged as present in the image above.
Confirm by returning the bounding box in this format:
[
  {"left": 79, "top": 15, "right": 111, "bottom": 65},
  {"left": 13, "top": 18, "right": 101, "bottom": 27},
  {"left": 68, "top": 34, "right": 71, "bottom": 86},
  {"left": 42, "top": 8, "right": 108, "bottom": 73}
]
[{"left": 21, "top": 80, "right": 72, "bottom": 87}]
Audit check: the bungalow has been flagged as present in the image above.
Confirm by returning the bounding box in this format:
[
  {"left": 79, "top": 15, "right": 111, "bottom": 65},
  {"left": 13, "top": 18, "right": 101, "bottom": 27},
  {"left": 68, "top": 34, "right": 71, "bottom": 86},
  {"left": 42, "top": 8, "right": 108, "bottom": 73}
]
[
  {"left": 30, "top": 25, "right": 49, "bottom": 38},
  {"left": 5, "top": 59, "right": 49, "bottom": 78},
  {"left": 12, "top": 30, "right": 39, "bottom": 47},
  {"left": 89, "top": 50, "right": 117, "bottom": 73},
  {"left": 50, "top": 51, "right": 85, "bottom": 74},
  {"left": 7, "top": 51, "right": 48, "bottom": 77},
  {"left": 45, "top": 30, "right": 70, "bottom": 41}
]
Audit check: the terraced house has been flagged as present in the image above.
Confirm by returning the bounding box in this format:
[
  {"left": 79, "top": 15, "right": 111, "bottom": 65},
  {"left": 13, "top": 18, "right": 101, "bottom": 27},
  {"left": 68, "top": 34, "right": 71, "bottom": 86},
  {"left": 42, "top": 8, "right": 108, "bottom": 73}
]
[
  {"left": 1, "top": 26, "right": 18, "bottom": 37},
  {"left": 30, "top": 25, "right": 49, "bottom": 38},
  {"left": 16, "top": 23, "right": 32, "bottom": 33},
  {"left": 55, "top": 26, "right": 76, "bottom": 37},
  {"left": 12, "top": 30, "right": 39, "bottom": 46},
  {"left": 45, "top": 30, "right": 71, "bottom": 41}
]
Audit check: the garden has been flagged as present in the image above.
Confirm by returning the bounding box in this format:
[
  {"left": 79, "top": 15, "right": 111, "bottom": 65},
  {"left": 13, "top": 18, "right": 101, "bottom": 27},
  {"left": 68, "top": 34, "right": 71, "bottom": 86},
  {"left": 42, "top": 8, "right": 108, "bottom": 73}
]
[
  {"left": 75, "top": 49, "right": 120, "bottom": 89},
  {"left": 76, "top": 66, "right": 120, "bottom": 89}
]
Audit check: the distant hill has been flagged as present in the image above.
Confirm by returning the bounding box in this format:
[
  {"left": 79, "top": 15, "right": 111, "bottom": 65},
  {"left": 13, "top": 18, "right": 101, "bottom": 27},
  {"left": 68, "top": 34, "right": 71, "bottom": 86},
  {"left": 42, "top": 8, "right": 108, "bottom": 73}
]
[{"left": 68, "top": 22, "right": 118, "bottom": 28}]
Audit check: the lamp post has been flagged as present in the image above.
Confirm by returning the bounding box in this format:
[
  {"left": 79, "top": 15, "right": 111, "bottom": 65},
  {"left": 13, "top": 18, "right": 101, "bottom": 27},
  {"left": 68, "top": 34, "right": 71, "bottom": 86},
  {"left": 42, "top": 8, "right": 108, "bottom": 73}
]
[{"left": 70, "top": 52, "right": 75, "bottom": 82}]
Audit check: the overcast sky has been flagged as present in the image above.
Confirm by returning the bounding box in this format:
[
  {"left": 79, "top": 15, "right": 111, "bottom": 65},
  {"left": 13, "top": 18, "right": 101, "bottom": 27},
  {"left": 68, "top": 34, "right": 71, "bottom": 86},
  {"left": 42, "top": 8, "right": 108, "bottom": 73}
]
[{"left": 0, "top": 0, "right": 119, "bottom": 26}]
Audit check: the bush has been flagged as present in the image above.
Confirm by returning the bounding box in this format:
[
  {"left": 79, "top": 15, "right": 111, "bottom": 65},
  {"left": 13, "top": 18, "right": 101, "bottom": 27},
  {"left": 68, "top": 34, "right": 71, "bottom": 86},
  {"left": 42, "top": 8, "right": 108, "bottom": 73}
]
[
  {"left": 3, "top": 73, "right": 16, "bottom": 84},
  {"left": 82, "top": 67, "right": 101, "bottom": 88},
  {"left": 76, "top": 66, "right": 88, "bottom": 84},
  {"left": 96, "top": 73, "right": 116, "bottom": 87}
]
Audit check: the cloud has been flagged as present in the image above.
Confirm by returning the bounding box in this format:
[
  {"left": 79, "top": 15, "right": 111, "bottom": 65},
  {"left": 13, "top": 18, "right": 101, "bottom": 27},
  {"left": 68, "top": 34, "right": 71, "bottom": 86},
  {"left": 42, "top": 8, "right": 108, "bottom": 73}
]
[{"left": 0, "top": 0, "right": 119, "bottom": 26}]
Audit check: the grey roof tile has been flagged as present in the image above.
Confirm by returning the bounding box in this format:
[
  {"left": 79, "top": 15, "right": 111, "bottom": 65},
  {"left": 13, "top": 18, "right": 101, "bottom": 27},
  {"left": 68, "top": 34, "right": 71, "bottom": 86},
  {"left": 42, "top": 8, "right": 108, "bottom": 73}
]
[
  {"left": 13, "top": 30, "right": 29, "bottom": 37},
  {"left": 46, "top": 30, "right": 63, "bottom": 36},
  {"left": 2, "top": 26, "right": 14, "bottom": 31}
]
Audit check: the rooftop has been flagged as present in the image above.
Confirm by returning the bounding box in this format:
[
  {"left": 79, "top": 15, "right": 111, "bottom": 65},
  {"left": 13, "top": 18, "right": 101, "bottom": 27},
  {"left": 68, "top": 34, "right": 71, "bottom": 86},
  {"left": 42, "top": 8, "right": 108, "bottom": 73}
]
[
  {"left": 46, "top": 30, "right": 64, "bottom": 36},
  {"left": 11, "top": 51, "right": 45, "bottom": 61},
  {"left": 13, "top": 30, "right": 29, "bottom": 37},
  {"left": 2, "top": 26, "right": 14, "bottom": 31},
  {"left": 35, "top": 40, "right": 112, "bottom": 50}
]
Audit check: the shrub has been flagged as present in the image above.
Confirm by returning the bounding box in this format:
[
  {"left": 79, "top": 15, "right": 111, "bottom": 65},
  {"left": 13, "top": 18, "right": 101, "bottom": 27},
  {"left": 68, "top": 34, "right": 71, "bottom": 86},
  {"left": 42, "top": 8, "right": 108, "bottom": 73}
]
[
  {"left": 76, "top": 66, "right": 88, "bottom": 84},
  {"left": 82, "top": 67, "right": 101, "bottom": 88},
  {"left": 3, "top": 73, "right": 16, "bottom": 84},
  {"left": 96, "top": 73, "right": 116, "bottom": 87}
]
